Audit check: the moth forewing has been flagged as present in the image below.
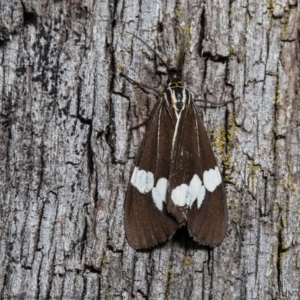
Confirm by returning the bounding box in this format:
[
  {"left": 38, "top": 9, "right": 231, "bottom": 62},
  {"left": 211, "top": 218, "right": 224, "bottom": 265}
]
[
  {"left": 124, "top": 98, "right": 179, "bottom": 249},
  {"left": 166, "top": 101, "right": 228, "bottom": 246}
]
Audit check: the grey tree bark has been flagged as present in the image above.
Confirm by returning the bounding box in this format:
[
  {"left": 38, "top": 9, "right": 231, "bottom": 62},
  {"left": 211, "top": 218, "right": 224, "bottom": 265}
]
[{"left": 0, "top": 0, "right": 299, "bottom": 299}]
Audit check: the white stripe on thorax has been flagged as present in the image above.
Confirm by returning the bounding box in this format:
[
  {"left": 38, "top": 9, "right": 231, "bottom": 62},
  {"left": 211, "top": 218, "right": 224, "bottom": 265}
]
[{"left": 172, "top": 111, "right": 182, "bottom": 150}]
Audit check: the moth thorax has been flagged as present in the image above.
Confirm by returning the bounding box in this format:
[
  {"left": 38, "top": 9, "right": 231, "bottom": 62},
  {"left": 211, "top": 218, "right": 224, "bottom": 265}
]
[{"left": 166, "top": 82, "right": 189, "bottom": 112}]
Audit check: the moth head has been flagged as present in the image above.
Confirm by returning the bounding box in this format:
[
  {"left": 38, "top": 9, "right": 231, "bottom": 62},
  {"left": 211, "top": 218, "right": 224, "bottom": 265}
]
[{"left": 166, "top": 72, "right": 189, "bottom": 112}]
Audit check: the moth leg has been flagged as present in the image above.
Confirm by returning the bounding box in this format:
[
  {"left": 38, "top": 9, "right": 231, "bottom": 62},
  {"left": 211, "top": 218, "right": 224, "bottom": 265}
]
[
  {"left": 121, "top": 73, "right": 159, "bottom": 130},
  {"left": 195, "top": 96, "right": 239, "bottom": 108},
  {"left": 129, "top": 118, "right": 150, "bottom": 130},
  {"left": 120, "top": 72, "right": 161, "bottom": 97}
]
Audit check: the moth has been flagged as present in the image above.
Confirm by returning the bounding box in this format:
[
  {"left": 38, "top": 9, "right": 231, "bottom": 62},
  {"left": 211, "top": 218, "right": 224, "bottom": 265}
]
[{"left": 123, "top": 33, "right": 228, "bottom": 249}]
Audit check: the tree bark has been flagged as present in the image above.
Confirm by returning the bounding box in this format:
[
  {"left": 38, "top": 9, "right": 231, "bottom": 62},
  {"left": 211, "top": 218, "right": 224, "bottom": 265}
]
[{"left": 0, "top": 0, "right": 299, "bottom": 299}]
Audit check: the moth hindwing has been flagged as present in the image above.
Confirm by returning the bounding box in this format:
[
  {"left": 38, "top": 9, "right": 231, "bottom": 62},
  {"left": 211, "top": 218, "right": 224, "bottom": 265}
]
[{"left": 124, "top": 33, "right": 228, "bottom": 249}]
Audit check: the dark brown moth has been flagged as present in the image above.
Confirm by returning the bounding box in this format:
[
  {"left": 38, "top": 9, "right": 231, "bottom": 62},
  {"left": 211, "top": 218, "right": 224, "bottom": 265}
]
[{"left": 123, "top": 33, "right": 228, "bottom": 249}]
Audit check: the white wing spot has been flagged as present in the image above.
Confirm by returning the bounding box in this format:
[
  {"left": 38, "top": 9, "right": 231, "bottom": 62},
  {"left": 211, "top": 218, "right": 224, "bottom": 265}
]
[
  {"left": 131, "top": 167, "right": 154, "bottom": 194},
  {"left": 189, "top": 175, "right": 206, "bottom": 208},
  {"left": 171, "top": 175, "right": 206, "bottom": 208},
  {"left": 197, "top": 185, "right": 206, "bottom": 209},
  {"left": 189, "top": 175, "right": 202, "bottom": 201},
  {"left": 152, "top": 178, "right": 168, "bottom": 211},
  {"left": 171, "top": 184, "right": 190, "bottom": 206},
  {"left": 203, "top": 167, "right": 222, "bottom": 192},
  {"left": 130, "top": 167, "right": 139, "bottom": 186}
]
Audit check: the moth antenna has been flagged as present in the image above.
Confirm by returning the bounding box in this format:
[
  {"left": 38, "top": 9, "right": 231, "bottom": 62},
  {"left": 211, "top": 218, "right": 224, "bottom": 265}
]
[
  {"left": 125, "top": 31, "right": 171, "bottom": 74},
  {"left": 120, "top": 72, "right": 161, "bottom": 97},
  {"left": 194, "top": 96, "right": 239, "bottom": 108},
  {"left": 173, "top": 25, "right": 186, "bottom": 75}
]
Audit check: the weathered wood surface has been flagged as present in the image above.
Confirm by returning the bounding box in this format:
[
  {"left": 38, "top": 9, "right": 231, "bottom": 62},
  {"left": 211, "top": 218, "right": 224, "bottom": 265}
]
[{"left": 0, "top": 0, "right": 299, "bottom": 299}]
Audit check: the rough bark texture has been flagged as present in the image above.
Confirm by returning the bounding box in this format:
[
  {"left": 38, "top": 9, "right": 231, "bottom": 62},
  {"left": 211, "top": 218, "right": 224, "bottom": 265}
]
[{"left": 0, "top": 0, "right": 300, "bottom": 299}]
